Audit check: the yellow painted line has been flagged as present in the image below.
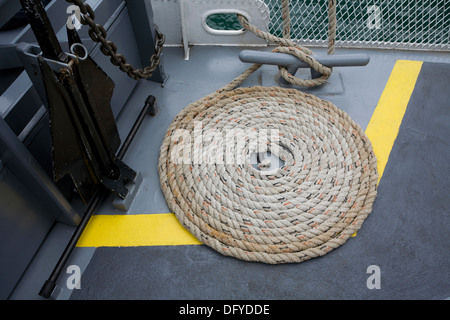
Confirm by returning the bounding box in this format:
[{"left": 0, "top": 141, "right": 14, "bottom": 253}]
[
  {"left": 76, "top": 214, "right": 202, "bottom": 248},
  {"left": 77, "top": 60, "right": 423, "bottom": 247},
  {"left": 351, "top": 60, "right": 423, "bottom": 238},
  {"left": 365, "top": 60, "right": 423, "bottom": 183}
]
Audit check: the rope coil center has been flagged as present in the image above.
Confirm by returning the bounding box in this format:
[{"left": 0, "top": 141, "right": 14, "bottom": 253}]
[{"left": 159, "top": 87, "right": 378, "bottom": 264}]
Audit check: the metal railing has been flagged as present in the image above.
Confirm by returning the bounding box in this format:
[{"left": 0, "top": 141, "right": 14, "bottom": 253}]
[{"left": 263, "top": 0, "right": 450, "bottom": 51}]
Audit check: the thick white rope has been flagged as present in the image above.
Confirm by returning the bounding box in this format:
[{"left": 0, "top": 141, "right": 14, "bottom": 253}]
[
  {"left": 158, "top": 1, "right": 378, "bottom": 264},
  {"left": 159, "top": 87, "right": 378, "bottom": 264}
]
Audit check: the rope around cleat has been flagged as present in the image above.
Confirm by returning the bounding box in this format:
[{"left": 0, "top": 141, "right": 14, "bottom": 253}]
[
  {"left": 236, "top": 0, "right": 337, "bottom": 87},
  {"left": 158, "top": 86, "right": 378, "bottom": 264}
]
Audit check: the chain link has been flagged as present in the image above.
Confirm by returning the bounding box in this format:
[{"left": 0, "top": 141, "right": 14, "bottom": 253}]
[{"left": 66, "top": 0, "right": 165, "bottom": 80}]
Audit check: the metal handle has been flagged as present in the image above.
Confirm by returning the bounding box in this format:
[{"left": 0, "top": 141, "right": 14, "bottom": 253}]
[
  {"left": 239, "top": 50, "right": 370, "bottom": 69},
  {"left": 239, "top": 50, "right": 370, "bottom": 82}
]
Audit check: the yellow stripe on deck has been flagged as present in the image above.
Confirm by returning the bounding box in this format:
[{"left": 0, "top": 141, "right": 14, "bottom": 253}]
[
  {"left": 77, "top": 60, "right": 423, "bottom": 247},
  {"left": 365, "top": 60, "right": 423, "bottom": 183},
  {"left": 77, "top": 214, "right": 201, "bottom": 247},
  {"left": 351, "top": 60, "right": 423, "bottom": 237}
]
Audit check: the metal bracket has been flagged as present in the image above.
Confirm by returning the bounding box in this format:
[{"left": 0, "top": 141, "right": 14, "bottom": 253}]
[
  {"left": 15, "top": 42, "right": 68, "bottom": 107},
  {"left": 0, "top": 115, "right": 81, "bottom": 225},
  {"left": 239, "top": 50, "right": 370, "bottom": 86},
  {"left": 16, "top": 0, "right": 138, "bottom": 205}
]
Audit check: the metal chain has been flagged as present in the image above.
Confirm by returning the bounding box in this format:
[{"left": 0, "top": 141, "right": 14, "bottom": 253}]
[{"left": 66, "top": 0, "right": 165, "bottom": 80}]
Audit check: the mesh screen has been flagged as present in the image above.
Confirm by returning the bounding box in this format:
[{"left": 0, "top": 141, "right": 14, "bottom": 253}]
[{"left": 262, "top": 0, "right": 450, "bottom": 51}]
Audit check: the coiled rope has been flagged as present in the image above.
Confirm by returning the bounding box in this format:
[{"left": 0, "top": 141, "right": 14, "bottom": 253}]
[{"left": 158, "top": 0, "right": 378, "bottom": 264}]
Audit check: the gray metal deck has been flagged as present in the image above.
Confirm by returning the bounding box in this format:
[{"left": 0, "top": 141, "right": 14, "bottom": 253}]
[{"left": 8, "top": 45, "right": 449, "bottom": 300}]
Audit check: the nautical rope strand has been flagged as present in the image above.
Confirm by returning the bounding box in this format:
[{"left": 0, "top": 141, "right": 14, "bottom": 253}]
[
  {"left": 328, "top": 0, "right": 337, "bottom": 55},
  {"left": 281, "top": 0, "right": 291, "bottom": 39},
  {"left": 237, "top": 0, "right": 337, "bottom": 88},
  {"left": 158, "top": 0, "right": 378, "bottom": 264}
]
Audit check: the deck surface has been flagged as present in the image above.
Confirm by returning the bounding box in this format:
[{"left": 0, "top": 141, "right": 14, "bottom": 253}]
[
  {"left": 10, "top": 46, "right": 450, "bottom": 300},
  {"left": 71, "top": 55, "right": 450, "bottom": 300}
]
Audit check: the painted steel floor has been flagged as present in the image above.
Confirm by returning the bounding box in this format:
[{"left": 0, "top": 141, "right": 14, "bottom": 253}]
[{"left": 11, "top": 47, "right": 450, "bottom": 300}]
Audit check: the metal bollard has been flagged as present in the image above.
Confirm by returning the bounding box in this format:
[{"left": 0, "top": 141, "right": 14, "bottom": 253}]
[{"left": 239, "top": 50, "right": 370, "bottom": 84}]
